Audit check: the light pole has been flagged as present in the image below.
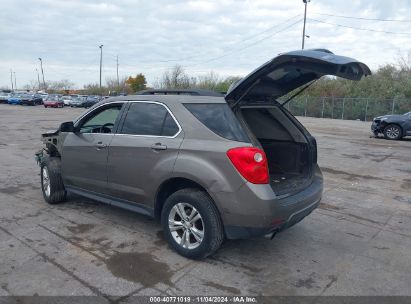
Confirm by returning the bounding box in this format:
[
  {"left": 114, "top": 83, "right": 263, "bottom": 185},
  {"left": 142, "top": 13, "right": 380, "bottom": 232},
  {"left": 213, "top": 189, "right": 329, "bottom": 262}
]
[
  {"left": 302, "top": 0, "right": 310, "bottom": 49},
  {"left": 10, "top": 69, "right": 14, "bottom": 90},
  {"left": 13, "top": 72, "right": 17, "bottom": 90},
  {"left": 38, "top": 58, "right": 46, "bottom": 91},
  {"left": 36, "top": 68, "right": 41, "bottom": 91},
  {"left": 116, "top": 55, "right": 119, "bottom": 88},
  {"left": 99, "top": 45, "right": 103, "bottom": 90}
]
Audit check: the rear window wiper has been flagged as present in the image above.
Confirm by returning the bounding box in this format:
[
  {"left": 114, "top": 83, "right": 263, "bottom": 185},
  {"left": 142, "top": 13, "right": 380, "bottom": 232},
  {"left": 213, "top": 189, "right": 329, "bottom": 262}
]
[{"left": 279, "top": 80, "right": 317, "bottom": 107}]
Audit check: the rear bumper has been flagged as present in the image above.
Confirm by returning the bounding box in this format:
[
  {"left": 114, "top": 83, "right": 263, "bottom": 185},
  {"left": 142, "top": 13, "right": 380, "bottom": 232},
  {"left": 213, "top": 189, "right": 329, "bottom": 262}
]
[
  {"left": 224, "top": 198, "right": 320, "bottom": 239},
  {"left": 45, "top": 104, "right": 60, "bottom": 107},
  {"left": 213, "top": 165, "right": 323, "bottom": 239}
]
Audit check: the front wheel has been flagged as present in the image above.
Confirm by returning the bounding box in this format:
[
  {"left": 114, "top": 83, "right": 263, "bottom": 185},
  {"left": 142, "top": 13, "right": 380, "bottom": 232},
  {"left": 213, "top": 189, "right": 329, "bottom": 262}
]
[
  {"left": 40, "top": 157, "right": 66, "bottom": 204},
  {"left": 383, "top": 124, "right": 402, "bottom": 140},
  {"left": 161, "top": 188, "right": 224, "bottom": 259}
]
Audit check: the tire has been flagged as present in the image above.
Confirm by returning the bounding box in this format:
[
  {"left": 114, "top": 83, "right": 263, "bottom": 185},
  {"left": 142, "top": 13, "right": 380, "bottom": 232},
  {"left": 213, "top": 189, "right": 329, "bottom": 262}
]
[
  {"left": 161, "top": 188, "right": 224, "bottom": 259},
  {"left": 383, "top": 124, "right": 402, "bottom": 140},
  {"left": 40, "top": 156, "right": 66, "bottom": 204}
]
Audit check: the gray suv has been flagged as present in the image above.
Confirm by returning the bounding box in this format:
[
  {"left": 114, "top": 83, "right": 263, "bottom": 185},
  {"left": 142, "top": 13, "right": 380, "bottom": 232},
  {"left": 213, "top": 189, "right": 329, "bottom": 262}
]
[{"left": 37, "top": 49, "right": 370, "bottom": 259}]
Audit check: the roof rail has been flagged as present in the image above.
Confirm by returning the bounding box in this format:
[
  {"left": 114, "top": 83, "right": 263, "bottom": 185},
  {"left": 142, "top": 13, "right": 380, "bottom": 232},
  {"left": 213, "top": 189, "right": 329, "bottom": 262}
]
[{"left": 136, "top": 89, "right": 224, "bottom": 97}]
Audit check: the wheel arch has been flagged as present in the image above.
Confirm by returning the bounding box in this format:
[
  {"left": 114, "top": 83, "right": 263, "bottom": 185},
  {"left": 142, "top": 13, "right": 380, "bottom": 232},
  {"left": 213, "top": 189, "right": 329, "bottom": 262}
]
[
  {"left": 384, "top": 123, "right": 404, "bottom": 137},
  {"left": 154, "top": 177, "right": 214, "bottom": 220},
  {"left": 46, "top": 143, "right": 61, "bottom": 158}
]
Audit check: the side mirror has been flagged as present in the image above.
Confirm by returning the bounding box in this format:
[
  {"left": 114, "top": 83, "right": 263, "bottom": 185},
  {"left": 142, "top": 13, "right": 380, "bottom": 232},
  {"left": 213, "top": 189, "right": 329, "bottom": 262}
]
[{"left": 60, "top": 121, "right": 75, "bottom": 133}]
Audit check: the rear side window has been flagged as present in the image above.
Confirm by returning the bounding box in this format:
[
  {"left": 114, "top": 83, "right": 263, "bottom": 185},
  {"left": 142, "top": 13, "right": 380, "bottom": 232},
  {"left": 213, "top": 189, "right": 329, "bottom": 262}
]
[
  {"left": 121, "top": 102, "right": 179, "bottom": 136},
  {"left": 184, "top": 103, "right": 249, "bottom": 142}
]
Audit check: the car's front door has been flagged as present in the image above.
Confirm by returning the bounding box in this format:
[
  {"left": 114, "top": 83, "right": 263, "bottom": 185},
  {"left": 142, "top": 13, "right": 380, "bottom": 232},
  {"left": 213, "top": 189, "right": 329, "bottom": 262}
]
[
  {"left": 62, "top": 102, "right": 125, "bottom": 194},
  {"left": 107, "top": 101, "right": 183, "bottom": 207}
]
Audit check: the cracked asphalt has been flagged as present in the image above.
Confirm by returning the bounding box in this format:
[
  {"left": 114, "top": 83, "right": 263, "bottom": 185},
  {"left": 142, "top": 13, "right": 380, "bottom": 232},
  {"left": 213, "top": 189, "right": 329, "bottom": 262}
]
[{"left": 0, "top": 104, "right": 410, "bottom": 299}]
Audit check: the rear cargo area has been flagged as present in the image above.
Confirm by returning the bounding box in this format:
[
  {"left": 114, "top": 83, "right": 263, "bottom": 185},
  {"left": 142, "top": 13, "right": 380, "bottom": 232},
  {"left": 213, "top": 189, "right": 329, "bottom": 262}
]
[{"left": 239, "top": 106, "right": 312, "bottom": 196}]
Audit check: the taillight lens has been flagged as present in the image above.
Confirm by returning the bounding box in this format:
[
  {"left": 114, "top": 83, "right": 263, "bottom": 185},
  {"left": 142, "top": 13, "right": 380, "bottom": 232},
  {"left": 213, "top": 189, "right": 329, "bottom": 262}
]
[{"left": 226, "top": 147, "right": 269, "bottom": 184}]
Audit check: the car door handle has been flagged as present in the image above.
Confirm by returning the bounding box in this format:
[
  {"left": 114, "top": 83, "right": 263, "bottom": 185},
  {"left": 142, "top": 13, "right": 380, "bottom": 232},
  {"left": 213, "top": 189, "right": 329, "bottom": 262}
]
[
  {"left": 151, "top": 143, "right": 167, "bottom": 151},
  {"left": 95, "top": 142, "right": 107, "bottom": 149}
]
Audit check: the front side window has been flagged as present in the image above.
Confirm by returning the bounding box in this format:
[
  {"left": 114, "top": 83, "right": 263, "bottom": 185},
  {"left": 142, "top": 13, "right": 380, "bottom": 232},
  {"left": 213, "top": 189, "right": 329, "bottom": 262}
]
[
  {"left": 121, "top": 102, "right": 179, "bottom": 136},
  {"left": 79, "top": 105, "right": 122, "bottom": 134}
]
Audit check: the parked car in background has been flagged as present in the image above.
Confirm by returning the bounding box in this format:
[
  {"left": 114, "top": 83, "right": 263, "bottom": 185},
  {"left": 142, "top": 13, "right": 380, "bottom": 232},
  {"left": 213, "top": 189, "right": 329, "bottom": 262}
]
[
  {"left": 70, "top": 94, "right": 79, "bottom": 102},
  {"left": 79, "top": 95, "right": 88, "bottom": 102},
  {"left": 36, "top": 49, "right": 370, "bottom": 259},
  {"left": 69, "top": 97, "right": 81, "bottom": 107},
  {"left": 61, "top": 95, "right": 73, "bottom": 106},
  {"left": 70, "top": 96, "right": 87, "bottom": 107},
  {"left": 0, "top": 92, "right": 12, "bottom": 103},
  {"left": 21, "top": 93, "right": 43, "bottom": 106},
  {"left": 372, "top": 111, "right": 411, "bottom": 140},
  {"left": 82, "top": 95, "right": 101, "bottom": 108},
  {"left": 7, "top": 93, "right": 24, "bottom": 105},
  {"left": 44, "top": 94, "right": 64, "bottom": 108},
  {"left": 38, "top": 93, "right": 48, "bottom": 101}
]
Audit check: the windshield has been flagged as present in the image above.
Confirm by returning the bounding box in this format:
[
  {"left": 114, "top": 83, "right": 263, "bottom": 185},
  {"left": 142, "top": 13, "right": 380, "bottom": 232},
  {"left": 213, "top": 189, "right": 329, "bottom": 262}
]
[
  {"left": 62, "top": 96, "right": 71, "bottom": 100},
  {"left": 404, "top": 111, "right": 411, "bottom": 116},
  {"left": 47, "top": 95, "right": 60, "bottom": 100}
]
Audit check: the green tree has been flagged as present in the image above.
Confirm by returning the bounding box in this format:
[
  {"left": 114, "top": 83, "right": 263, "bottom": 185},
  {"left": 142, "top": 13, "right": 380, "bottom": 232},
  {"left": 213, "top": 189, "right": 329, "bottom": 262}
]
[{"left": 126, "top": 73, "right": 147, "bottom": 92}]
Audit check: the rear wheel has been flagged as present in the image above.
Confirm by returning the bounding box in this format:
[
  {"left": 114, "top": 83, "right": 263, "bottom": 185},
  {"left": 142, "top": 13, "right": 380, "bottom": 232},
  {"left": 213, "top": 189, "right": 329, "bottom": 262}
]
[
  {"left": 383, "top": 124, "right": 402, "bottom": 140},
  {"left": 161, "top": 188, "right": 224, "bottom": 259},
  {"left": 40, "top": 157, "right": 66, "bottom": 204}
]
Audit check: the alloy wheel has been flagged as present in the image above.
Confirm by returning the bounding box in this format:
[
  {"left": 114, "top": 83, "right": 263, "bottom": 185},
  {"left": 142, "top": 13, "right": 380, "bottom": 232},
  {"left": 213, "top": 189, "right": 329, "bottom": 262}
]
[
  {"left": 386, "top": 126, "right": 400, "bottom": 139},
  {"left": 168, "top": 202, "right": 204, "bottom": 249},
  {"left": 42, "top": 167, "right": 51, "bottom": 197}
]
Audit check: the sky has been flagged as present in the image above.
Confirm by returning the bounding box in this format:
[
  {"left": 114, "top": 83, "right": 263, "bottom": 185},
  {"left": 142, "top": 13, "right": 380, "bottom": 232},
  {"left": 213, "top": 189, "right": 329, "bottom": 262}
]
[{"left": 1, "top": 0, "right": 411, "bottom": 89}]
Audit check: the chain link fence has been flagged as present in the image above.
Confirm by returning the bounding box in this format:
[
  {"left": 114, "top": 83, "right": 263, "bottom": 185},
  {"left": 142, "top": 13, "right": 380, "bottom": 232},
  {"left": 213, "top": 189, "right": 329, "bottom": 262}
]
[{"left": 286, "top": 97, "right": 411, "bottom": 121}]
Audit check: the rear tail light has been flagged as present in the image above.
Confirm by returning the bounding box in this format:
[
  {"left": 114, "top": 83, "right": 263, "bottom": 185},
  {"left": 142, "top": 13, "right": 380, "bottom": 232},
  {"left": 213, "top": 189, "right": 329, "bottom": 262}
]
[{"left": 226, "top": 147, "right": 269, "bottom": 184}]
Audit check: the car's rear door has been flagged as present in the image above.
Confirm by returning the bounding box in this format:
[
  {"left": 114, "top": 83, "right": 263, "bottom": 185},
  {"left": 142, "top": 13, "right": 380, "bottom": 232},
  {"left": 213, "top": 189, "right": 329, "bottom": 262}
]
[
  {"left": 61, "top": 102, "right": 125, "bottom": 194},
  {"left": 107, "top": 101, "right": 183, "bottom": 207}
]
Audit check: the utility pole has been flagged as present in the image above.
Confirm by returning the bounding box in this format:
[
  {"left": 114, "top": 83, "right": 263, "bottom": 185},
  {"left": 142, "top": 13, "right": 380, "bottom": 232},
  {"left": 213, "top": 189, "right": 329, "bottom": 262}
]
[
  {"left": 302, "top": 0, "right": 310, "bottom": 49},
  {"left": 99, "top": 45, "right": 104, "bottom": 89},
  {"left": 116, "top": 55, "right": 119, "bottom": 88},
  {"left": 13, "top": 72, "right": 17, "bottom": 90},
  {"left": 38, "top": 58, "right": 46, "bottom": 91},
  {"left": 36, "top": 68, "right": 41, "bottom": 91},
  {"left": 10, "top": 69, "right": 14, "bottom": 90}
]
